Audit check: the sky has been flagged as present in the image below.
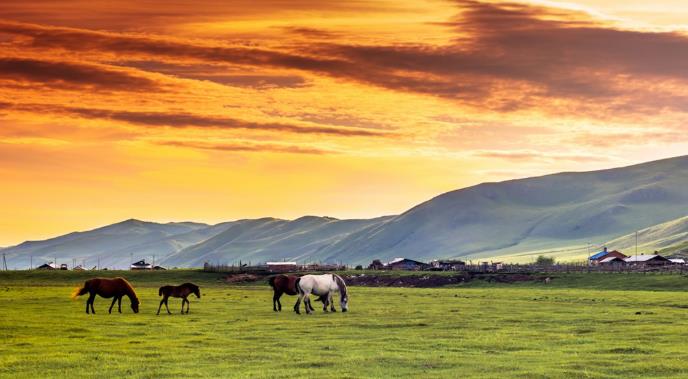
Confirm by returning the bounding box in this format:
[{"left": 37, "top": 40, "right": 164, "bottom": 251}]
[{"left": 1, "top": 0, "right": 688, "bottom": 246}]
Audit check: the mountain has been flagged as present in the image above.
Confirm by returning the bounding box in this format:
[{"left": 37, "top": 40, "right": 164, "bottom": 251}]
[
  {"left": 3, "top": 155, "right": 688, "bottom": 268},
  {"left": 161, "top": 216, "right": 392, "bottom": 267},
  {"left": 311, "top": 155, "right": 688, "bottom": 263},
  {"left": 2, "top": 219, "right": 216, "bottom": 269}
]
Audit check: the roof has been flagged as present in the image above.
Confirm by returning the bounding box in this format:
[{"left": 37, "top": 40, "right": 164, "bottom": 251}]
[
  {"left": 669, "top": 258, "right": 686, "bottom": 264},
  {"left": 590, "top": 251, "right": 608, "bottom": 260},
  {"left": 599, "top": 257, "right": 623, "bottom": 263},
  {"left": 387, "top": 258, "right": 427, "bottom": 265},
  {"left": 624, "top": 255, "right": 668, "bottom": 262},
  {"left": 131, "top": 260, "right": 149, "bottom": 266},
  {"left": 266, "top": 262, "right": 297, "bottom": 265}
]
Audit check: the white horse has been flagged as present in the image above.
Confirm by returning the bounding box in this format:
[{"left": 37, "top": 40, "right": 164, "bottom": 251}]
[{"left": 294, "top": 274, "right": 348, "bottom": 314}]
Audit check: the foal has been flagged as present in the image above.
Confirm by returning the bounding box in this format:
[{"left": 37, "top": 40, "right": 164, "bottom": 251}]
[{"left": 157, "top": 283, "right": 200, "bottom": 315}]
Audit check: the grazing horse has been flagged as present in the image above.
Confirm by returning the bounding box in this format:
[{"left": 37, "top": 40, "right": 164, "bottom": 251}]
[
  {"left": 157, "top": 283, "right": 200, "bottom": 315},
  {"left": 294, "top": 273, "right": 348, "bottom": 314},
  {"left": 71, "top": 277, "right": 140, "bottom": 314},
  {"left": 268, "top": 274, "right": 328, "bottom": 312}
]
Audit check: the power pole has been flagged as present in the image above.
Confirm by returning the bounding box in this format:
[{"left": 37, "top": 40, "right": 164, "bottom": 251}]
[
  {"left": 2, "top": 253, "right": 7, "bottom": 271},
  {"left": 635, "top": 231, "right": 638, "bottom": 255},
  {"left": 30, "top": 255, "right": 33, "bottom": 270},
  {"left": 97, "top": 256, "right": 101, "bottom": 270}
]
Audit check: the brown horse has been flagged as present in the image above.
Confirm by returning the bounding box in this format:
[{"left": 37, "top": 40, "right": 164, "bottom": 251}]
[
  {"left": 268, "top": 274, "right": 327, "bottom": 312},
  {"left": 157, "top": 283, "right": 200, "bottom": 315},
  {"left": 72, "top": 277, "right": 140, "bottom": 314}
]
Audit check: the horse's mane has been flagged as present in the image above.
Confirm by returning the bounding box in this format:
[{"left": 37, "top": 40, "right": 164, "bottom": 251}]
[
  {"left": 118, "top": 277, "right": 139, "bottom": 302},
  {"left": 333, "top": 274, "right": 348, "bottom": 298}
]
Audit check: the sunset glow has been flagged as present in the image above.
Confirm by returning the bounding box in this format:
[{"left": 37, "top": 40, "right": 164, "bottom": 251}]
[{"left": 2, "top": 0, "right": 688, "bottom": 245}]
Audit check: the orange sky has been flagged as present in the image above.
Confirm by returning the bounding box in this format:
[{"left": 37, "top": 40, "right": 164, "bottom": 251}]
[{"left": 1, "top": 0, "right": 688, "bottom": 246}]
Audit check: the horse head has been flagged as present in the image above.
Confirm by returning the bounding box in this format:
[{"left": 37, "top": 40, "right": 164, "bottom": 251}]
[
  {"left": 131, "top": 298, "right": 140, "bottom": 313},
  {"left": 340, "top": 295, "right": 349, "bottom": 312},
  {"left": 193, "top": 285, "right": 201, "bottom": 299}
]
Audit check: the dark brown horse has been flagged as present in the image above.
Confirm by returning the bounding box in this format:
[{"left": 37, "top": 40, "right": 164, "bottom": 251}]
[
  {"left": 72, "top": 277, "right": 140, "bottom": 314},
  {"left": 268, "top": 274, "right": 327, "bottom": 312},
  {"left": 157, "top": 283, "right": 200, "bottom": 315}
]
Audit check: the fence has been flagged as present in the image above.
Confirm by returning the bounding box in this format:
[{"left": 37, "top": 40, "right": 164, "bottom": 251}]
[{"left": 443, "top": 263, "right": 688, "bottom": 274}]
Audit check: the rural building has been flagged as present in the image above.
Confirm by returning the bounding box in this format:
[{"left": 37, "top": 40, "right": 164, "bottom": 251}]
[
  {"left": 385, "top": 258, "right": 429, "bottom": 271},
  {"left": 430, "top": 260, "right": 466, "bottom": 271},
  {"left": 37, "top": 262, "right": 56, "bottom": 270},
  {"left": 36, "top": 262, "right": 68, "bottom": 270},
  {"left": 368, "top": 259, "right": 384, "bottom": 270},
  {"left": 72, "top": 265, "right": 87, "bottom": 271},
  {"left": 266, "top": 262, "right": 298, "bottom": 272},
  {"left": 590, "top": 247, "right": 627, "bottom": 264},
  {"left": 623, "top": 254, "right": 671, "bottom": 266},
  {"left": 153, "top": 265, "right": 167, "bottom": 270},
  {"left": 669, "top": 258, "right": 686, "bottom": 265},
  {"left": 599, "top": 256, "right": 625, "bottom": 265},
  {"left": 130, "top": 260, "right": 152, "bottom": 270}
]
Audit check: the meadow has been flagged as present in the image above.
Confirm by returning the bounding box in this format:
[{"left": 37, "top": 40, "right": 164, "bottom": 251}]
[{"left": 2, "top": 270, "right": 688, "bottom": 378}]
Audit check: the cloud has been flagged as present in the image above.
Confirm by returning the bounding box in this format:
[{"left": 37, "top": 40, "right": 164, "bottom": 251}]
[
  {"left": 0, "top": 102, "right": 387, "bottom": 137},
  {"left": 0, "top": 56, "right": 160, "bottom": 91},
  {"left": 4, "top": 1, "right": 688, "bottom": 113},
  {"left": 156, "top": 140, "right": 334, "bottom": 155},
  {"left": 474, "top": 149, "right": 608, "bottom": 163}
]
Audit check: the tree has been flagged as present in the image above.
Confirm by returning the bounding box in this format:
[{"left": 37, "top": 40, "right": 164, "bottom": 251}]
[{"left": 535, "top": 255, "right": 555, "bottom": 266}]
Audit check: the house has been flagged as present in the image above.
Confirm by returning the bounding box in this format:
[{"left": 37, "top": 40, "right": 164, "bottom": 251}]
[
  {"left": 599, "top": 256, "right": 625, "bottom": 265},
  {"left": 590, "top": 247, "right": 627, "bottom": 264},
  {"left": 385, "top": 258, "right": 428, "bottom": 271},
  {"left": 72, "top": 265, "right": 87, "bottom": 271},
  {"left": 37, "top": 262, "right": 57, "bottom": 270},
  {"left": 669, "top": 258, "right": 686, "bottom": 265},
  {"left": 430, "top": 260, "right": 466, "bottom": 271},
  {"left": 623, "top": 254, "right": 671, "bottom": 266},
  {"left": 368, "top": 259, "right": 384, "bottom": 270},
  {"left": 130, "top": 260, "right": 152, "bottom": 270},
  {"left": 153, "top": 265, "right": 167, "bottom": 270},
  {"left": 266, "top": 262, "right": 298, "bottom": 272}
]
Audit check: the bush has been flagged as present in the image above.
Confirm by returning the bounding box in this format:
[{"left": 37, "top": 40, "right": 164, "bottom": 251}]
[
  {"left": 354, "top": 265, "right": 363, "bottom": 270},
  {"left": 535, "top": 255, "right": 555, "bottom": 266}
]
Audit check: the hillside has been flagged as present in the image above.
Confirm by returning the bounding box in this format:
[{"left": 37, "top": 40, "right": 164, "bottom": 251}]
[
  {"left": 3, "top": 155, "right": 688, "bottom": 267},
  {"left": 604, "top": 216, "right": 688, "bottom": 255}
]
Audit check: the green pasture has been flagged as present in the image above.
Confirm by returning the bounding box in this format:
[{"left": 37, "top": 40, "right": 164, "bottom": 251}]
[{"left": 1, "top": 270, "right": 688, "bottom": 378}]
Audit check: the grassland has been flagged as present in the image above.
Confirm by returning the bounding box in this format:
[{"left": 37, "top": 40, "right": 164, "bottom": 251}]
[{"left": 2, "top": 270, "right": 688, "bottom": 378}]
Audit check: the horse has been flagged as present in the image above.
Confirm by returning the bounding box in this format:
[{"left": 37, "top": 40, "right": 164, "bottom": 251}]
[
  {"left": 71, "top": 277, "right": 140, "bottom": 314},
  {"left": 294, "top": 273, "right": 348, "bottom": 314},
  {"left": 157, "top": 283, "right": 200, "bottom": 315},
  {"left": 268, "top": 274, "right": 328, "bottom": 312}
]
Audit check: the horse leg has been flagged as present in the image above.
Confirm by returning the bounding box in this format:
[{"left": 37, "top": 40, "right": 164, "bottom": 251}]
[
  {"left": 308, "top": 295, "right": 315, "bottom": 312},
  {"left": 330, "top": 292, "right": 336, "bottom": 312},
  {"left": 157, "top": 298, "right": 164, "bottom": 315},
  {"left": 185, "top": 298, "right": 190, "bottom": 314},
  {"left": 273, "top": 291, "right": 279, "bottom": 312},
  {"left": 322, "top": 294, "right": 329, "bottom": 312},
  {"left": 304, "top": 293, "right": 313, "bottom": 315},
  {"left": 293, "top": 293, "right": 302, "bottom": 314},
  {"left": 165, "top": 297, "right": 171, "bottom": 314},
  {"left": 108, "top": 297, "right": 117, "bottom": 314},
  {"left": 117, "top": 296, "right": 122, "bottom": 313},
  {"left": 87, "top": 293, "right": 96, "bottom": 314}
]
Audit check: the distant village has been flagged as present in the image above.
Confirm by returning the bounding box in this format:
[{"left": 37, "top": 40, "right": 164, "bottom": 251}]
[{"left": 27, "top": 246, "right": 687, "bottom": 273}]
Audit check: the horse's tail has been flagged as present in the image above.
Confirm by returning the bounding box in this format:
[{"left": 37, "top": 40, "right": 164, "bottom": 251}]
[
  {"left": 70, "top": 283, "right": 88, "bottom": 300},
  {"left": 268, "top": 276, "right": 277, "bottom": 289}
]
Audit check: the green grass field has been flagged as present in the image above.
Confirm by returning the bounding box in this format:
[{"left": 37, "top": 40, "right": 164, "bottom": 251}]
[{"left": 2, "top": 270, "right": 688, "bottom": 378}]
